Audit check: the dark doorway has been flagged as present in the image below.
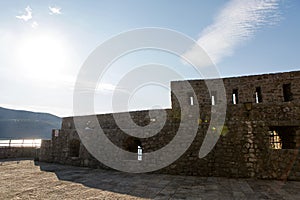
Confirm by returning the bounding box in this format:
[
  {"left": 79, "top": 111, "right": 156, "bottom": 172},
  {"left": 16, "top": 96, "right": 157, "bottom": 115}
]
[{"left": 123, "top": 137, "right": 142, "bottom": 153}]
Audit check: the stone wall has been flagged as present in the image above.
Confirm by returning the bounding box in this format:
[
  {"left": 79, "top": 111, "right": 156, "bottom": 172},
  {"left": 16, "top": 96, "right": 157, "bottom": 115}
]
[
  {"left": 39, "top": 140, "right": 52, "bottom": 162},
  {"left": 0, "top": 147, "right": 39, "bottom": 159},
  {"left": 40, "top": 70, "right": 300, "bottom": 180}
]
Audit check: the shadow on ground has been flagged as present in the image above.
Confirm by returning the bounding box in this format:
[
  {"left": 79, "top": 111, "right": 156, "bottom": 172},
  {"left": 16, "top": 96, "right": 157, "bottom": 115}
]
[
  {"left": 33, "top": 160, "right": 300, "bottom": 199},
  {"left": 35, "top": 161, "right": 171, "bottom": 199}
]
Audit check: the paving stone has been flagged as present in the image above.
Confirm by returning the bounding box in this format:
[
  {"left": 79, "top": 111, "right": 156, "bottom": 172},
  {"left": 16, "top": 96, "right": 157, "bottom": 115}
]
[{"left": 1, "top": 159, "right": 300, "bottom": 199}]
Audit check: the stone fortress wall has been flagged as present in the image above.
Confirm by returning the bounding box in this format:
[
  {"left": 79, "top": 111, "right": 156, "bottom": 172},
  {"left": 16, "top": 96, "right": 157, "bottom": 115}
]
[
  {"left": 0, "top": 147, "right": 39, "bottom": 159},
  {"left": 39, "top": 70, "right": 300, "bottom": 180}
]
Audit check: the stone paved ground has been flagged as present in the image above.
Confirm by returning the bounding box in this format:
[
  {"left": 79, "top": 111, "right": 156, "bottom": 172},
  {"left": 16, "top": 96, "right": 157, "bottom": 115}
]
[{"left": 0, "top": 159, "right": 299, "bottom": 200}]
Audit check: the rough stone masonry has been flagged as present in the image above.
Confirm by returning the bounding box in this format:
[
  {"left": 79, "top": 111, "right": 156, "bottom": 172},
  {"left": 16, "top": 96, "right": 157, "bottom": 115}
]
[{"left": 39, "top": 70, "right": 300, "bottom": 180}]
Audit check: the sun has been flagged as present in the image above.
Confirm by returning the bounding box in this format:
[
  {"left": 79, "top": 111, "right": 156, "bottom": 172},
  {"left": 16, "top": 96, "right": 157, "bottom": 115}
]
[{"left": 17, "top": 34, "right": 67, "bottom": 79}]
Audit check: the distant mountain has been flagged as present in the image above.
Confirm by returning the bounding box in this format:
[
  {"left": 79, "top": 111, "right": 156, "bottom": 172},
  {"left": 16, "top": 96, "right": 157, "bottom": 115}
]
[{"left": 0, "top": 107, "right": 61, "bottom": 139}]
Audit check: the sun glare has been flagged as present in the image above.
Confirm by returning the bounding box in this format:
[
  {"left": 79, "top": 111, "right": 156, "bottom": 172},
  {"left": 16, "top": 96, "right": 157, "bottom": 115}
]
[{"left": 17, "top": 34, "right": 67, "bottom": 79}]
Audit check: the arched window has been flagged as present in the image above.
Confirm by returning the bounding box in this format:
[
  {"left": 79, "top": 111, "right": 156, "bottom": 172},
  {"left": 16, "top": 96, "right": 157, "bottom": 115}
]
[{"left": 69, "top": 139, "right": 80, "bottom": 157}]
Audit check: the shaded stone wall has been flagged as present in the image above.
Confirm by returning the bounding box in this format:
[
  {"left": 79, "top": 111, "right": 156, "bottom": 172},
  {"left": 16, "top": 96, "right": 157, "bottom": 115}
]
[
  {"left": 39, "top": 140, "right": 52, "bottom": 162},
  {"left": 0, "top": 147, "right": 39, "bottom": 159},
  {"left": 40, "top": 70, "right": 300, "bottom": 180}
]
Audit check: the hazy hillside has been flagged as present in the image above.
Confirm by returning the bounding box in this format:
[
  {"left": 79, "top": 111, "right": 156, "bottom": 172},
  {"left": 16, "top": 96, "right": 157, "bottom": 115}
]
[{"left": 0, "top": 107, "right": 61, "bottom": 139}]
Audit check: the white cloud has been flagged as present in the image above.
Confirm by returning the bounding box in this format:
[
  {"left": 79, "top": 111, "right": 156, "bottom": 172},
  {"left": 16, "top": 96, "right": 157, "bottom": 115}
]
[
  {"left": 31, "top": 21, "right": 38, "bottom": 29},
  {"left": 183, "top": 0, "right": 281, "bottom": 65},
  {"left": 16, "top": 6, "right": 33, "bottom": 21},
  {"left": 49, "top": 6, "right": 62, "bottom": 15}
]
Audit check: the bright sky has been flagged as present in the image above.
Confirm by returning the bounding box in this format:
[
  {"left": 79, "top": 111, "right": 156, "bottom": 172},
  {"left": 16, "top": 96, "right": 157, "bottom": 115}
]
[{"left": 0, "top": 0, "right": 299, "bottom": 117}]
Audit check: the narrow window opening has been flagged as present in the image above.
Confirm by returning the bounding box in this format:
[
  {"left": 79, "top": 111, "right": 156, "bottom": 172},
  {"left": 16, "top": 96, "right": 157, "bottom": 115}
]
[
  {"left": 211, "top": 91, "right": 217, "bottom": 105},
  {"left": 255, "top": 87, "right": 262, "bottom": 103},
  {"left": 232, "top": 89, "right": 239, "bottom": 104},
  {"left": 190, "top": 96, "right": 194, "bottom": 105},
  {"left": 283, "top": 83, "right": 293, "bottom": 102},
  {"left": 53, "top": 129, "right": 59, "bottom": 137},
  {"left": 212, "top": 96, "right": 215, "bottom": 105},
  {"left": 138, "top": 146, "right": 142, "bottom": 161}
]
